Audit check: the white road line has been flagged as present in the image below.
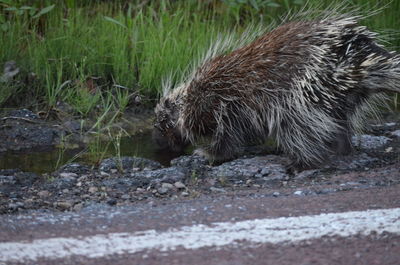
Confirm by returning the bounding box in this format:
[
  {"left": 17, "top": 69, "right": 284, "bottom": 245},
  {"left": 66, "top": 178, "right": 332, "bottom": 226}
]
[{"left": 1, "top": 208, "right": 399, "bottom": 262}]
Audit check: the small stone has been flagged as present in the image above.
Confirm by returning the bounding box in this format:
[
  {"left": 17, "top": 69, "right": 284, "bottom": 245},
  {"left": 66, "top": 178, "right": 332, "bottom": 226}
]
[
  {"left": 385, "top": 122, "right": 397, "bottom": 127},
  {"left": 391, "top": 130, "right": 400, "bottom": 137},
  {"left": 296, "top": 169, "right": 319, "bottom": 179},
  {"left": 181, "top": 192, "right": 189, "bottom": 196},
  {"left": 157, "top": 187, "right": 169, "bottom": 195},
  {"left": 62, "top": 189, "right": 69, "bottom": 193},
  {"left": 174, "top": 181, "right": 186, "bottom": 189},
  {"left": 59, "top": 172, "right": 78, "bottom": 178},
  {"left": 76, "top": 182, "right": 82, "bottom": 187},
  {"left": 272, "top": 192, "right": 280, "bottom": 197},
  {"left": 210, "top": 187, "right": 226, "bottom": 193},
  {"left": 110, "top": 169, "right": 118, "bottom": 174},
  {"left": 245, "top": 179, "right": 252, "bottom": 185},
  {"left": 55, "top": 201, "right": 73, "bottom": 210},
  {"left": 252, "top": 184, "right": 261, "bottom": 188},
  {"left": 294, "top": 190, "right": 304, "bottom": 196},
  {"left": 73, "top": 203, "right": 83, "bottom": 211},
  {"left": 8, "top": 202, "right": 24, "bottom": 210},
  {"left": 100, "top": 171, "right": 110, "bottom": 177},
  {"left": 121, "top": 194, "right": 130, "bottom": 200},
  {"left": 88, "top": 187, "right": 98, "bottom": 193},
  {"left": 106, "top": 199, "right": 117, "bottom": 206},
  {"left": 37, "top": 190, "right": 50, "bottom": 198},
  {"left": 161, "top": 183, "right": 174, "bottom": 190},
  {"left": 136, "top": 188, "right": 145, "bottom": 193},
  {"left": 385, "top": 147, "right": 393, "bottom": 153},
  {"left": 260, "top": 168, "right": 271, "bottom": 176}
]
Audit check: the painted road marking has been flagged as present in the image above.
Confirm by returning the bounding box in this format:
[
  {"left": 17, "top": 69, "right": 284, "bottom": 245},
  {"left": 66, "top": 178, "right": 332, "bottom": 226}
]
[{"left": 1, "top": 208, "right": 399, "bottom": 263}]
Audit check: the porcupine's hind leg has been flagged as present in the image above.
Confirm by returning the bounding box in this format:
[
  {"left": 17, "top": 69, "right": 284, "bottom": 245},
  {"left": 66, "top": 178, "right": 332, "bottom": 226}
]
[
  {"left": 330, "top": 119, "right": 354, "bottom": 155},
  {"left": 277, "top": 111, "right": 340, "bottom": 171}
]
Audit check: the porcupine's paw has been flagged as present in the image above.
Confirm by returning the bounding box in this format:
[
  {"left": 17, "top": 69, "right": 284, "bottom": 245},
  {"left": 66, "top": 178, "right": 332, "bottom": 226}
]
[
  {"left": 285, "top": 160, "right": 320, "bottom": 175},
  {"left": 193, "top": 148, "right": 208, "bottom": 158}
]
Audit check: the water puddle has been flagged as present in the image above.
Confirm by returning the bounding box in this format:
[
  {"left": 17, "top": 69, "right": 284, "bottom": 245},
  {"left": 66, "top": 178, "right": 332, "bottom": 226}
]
[{"left": 0, "top": 133, "right": 186, "bottom": 174}]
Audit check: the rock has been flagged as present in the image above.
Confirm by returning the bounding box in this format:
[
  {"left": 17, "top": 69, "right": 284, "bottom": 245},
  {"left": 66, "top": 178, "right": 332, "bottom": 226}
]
[
  {"left": 181, "top": 191, "right": 189, "bottom": 196},
  {"left": 209, "top": 155, "right": 288, "bottom": 185},
  {"left": 11, "top": 172, "right": 40, "bottom": 186},
  {"left": 272, "top": 192, "right": 280, "bottom": 197},
  {"left": 121, "top": 194, "right": 130, "bottom": 200},
  {"left": 351, "top": 135, "right": 391, "bottom": 149},
  {"left": 385, "top": 122, "right": 397, "bottom": 127},
  {"left": 0, "top": 175, "right": 16, "bottom": 185},
  {"left": 62, "top": 120, "right": 82, "bottom": 132},
  {"left": 58, "top": 163, "right": 91, "bottom": 175},
  {"left": 54, "top": 201, "right": 73, "bottom": 210},
  {"left": 157, "top": 187, "right": 169, "bottom": 195},
  {"left": 134, "top": 167, "right": 188, "bottom": 186},
  {"left": 318, "top": 188, "right": 337, "bottom": 194},
  {"left": 296, "top": 169, "right": 319, "bottom": 179},
  {"left": 170, "top": 155, "right": 209, "bottom": 173},
  {"left": 56, "top": 101, "right": 75, "bottom": 114},
  {"left": 99, "top": 156, "right": 162, "bottom": 173},
  {"left": 45, "top": 175, "right": 77, "bottom": 190},
  {"left": 331, "top": 153, "right": 379, "bottom": 170},
  {"left": 100, "top": 171, "right": 110, "bottom": 177},
  {"left": 73, "top": 203, "right": 84, "bottom": 211},
  {"left": 8, "top": 109, "right": 38, "bottom": 119},
  {"left": 161, "top": 182, "right": 174, "bottom": 190},
  {"left": 37, "top": 190, "right": 50, "bottom": 198},
  {"left": 0, "top": 120, "right": 60, "bottom": 152},
  {"left": 174, "top": 181, "right": 186, "bottom": 189},
  {"left": 210, "top": 187, "right": 226, "bottom": 193},
  {"left": 59, "top": 172, "right": 78, "bottom": 178},
  {"left": 8, "top": 202, "right": 24, "bottom": 210},
  {"left": 391, "top": 130, "right": 400, "bottom": 138},
  {"left": 88, "top": 187, "right": 98, "bottom": 193},
  {"left": 106, "top": 199, "right": 117, "bottom": 206},
  {"left": 293, "top": 190, "right": 304, "bottom": 196}
]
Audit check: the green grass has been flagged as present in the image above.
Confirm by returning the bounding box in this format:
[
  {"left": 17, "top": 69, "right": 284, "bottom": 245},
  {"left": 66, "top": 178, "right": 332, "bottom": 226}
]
[{"left": 0, "top": 0, "right": 399, "bottom": 114}]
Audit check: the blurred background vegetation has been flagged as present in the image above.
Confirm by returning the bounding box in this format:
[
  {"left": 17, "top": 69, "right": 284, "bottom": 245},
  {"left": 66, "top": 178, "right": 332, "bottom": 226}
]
[{"left": 0, "top": 0, "right": 399, "bottom": 117}]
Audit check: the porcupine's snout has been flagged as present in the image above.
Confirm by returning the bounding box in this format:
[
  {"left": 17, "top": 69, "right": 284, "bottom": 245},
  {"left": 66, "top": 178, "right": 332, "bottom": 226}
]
[{"left": 153, "top": 97, "right": 188, "bottom": 152}]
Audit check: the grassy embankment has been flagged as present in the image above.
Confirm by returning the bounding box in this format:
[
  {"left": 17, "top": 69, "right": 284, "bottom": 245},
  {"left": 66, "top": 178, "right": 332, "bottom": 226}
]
[{"left": 0, "top": 0, "right": 399, "bottom": 118}]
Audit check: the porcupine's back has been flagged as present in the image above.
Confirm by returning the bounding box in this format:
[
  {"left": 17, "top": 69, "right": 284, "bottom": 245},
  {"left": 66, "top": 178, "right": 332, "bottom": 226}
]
[{"left": 175, "top": 14, "right": 399, "bottom": 166}]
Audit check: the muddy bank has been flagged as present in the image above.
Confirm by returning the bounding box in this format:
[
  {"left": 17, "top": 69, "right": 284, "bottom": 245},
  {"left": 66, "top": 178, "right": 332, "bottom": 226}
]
[
  {"left": 0, "top": 108, "right": 155, "bottom": 152},
  {"left": 0, "top": 113, "right": 399, "bottom": 214}
]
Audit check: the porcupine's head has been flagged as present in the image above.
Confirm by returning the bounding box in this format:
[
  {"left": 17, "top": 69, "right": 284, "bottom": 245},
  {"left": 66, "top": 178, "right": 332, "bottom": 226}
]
[{"left": 153, "top": 96, "right": 188, "bottom": 153}]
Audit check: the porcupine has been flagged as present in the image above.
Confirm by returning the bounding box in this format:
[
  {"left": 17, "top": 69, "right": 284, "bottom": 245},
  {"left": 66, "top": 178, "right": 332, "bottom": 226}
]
[{"left": 153, "top": 13, "right": 400, "bottom": 169}]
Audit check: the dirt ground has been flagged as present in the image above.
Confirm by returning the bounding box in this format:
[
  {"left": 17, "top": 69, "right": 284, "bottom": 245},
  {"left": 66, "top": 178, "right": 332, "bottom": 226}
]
[{"left": 0, "top": 108, "right": 399, "bottom": 214}]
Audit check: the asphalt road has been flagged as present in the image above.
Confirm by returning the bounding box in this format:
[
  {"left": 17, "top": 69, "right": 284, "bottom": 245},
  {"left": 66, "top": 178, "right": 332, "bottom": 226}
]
[{"left": 1, "top": 162, "right": 400, "bottom": 265}]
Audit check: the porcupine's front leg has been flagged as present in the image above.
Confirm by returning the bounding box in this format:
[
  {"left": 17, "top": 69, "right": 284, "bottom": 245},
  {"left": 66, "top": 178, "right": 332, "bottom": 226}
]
[
  {"left": 193, "top": 133, "right": 240, "bottom": 164},
  {"left": 332, "top": 120, "right": 353, "bottom": 155}
]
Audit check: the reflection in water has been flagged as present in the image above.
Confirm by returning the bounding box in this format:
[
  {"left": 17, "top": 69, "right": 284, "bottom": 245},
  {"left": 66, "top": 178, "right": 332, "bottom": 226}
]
[{"left": 0, "top": 133, "right": 187, "bottom": 174}]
